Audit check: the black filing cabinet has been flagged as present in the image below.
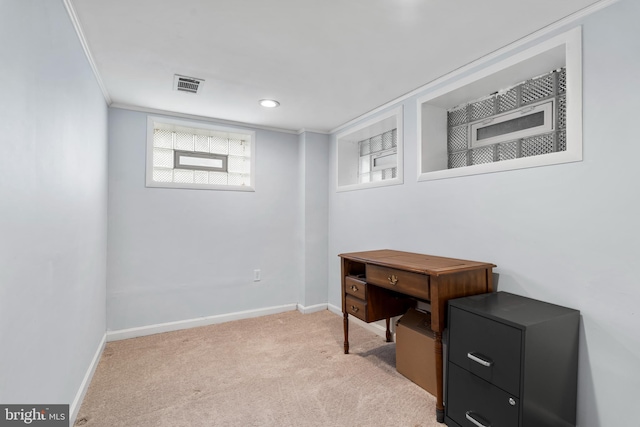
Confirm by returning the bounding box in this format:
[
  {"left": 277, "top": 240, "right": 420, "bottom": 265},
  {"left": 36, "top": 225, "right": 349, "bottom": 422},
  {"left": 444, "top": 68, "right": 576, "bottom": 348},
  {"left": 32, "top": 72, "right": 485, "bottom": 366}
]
[{"left": 445, "top": 292, "right": 579, "bottom": 427}]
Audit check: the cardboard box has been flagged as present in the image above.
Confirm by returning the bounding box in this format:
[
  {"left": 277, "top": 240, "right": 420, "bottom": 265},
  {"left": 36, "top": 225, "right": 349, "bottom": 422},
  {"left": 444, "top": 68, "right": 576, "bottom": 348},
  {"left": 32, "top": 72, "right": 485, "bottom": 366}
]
[{"left": 396, "top": 308, "right": 437, "bottom": 396}]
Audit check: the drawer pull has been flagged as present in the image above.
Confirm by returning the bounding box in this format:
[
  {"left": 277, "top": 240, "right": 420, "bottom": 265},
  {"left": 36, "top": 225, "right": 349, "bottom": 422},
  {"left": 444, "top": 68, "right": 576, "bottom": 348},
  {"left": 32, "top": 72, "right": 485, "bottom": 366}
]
[
  {"left": 467, "top": 352, "right": 493, "bottom": 367},
  {"left": 350, "top": 305, "right": 359, "bottom": 313},
  {"left": 388, "top": 274, "right": 398, "bottom": 286},
  {"left": 350, "top": 285, "right": 359, "bottom": 292},
  {"left": 465, "top": 411, "right": 491, "bottom": 427}
]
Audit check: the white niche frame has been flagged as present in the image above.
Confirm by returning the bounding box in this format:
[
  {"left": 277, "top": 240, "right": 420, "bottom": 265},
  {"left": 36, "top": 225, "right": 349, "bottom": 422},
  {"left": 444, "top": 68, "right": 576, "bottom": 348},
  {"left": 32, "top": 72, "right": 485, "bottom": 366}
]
[
  {"left": 417, "top": 26, "right": 583, "bottom": 181},
  {"left": 336, "top": 106, "right": 404, "bottom": 192}
]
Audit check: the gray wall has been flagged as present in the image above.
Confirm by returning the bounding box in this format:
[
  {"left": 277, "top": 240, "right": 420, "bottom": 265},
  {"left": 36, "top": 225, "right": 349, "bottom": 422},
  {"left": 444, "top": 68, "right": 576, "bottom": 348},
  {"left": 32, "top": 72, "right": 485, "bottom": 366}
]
[
  {"left": 107, "top": 108, "right": 302, "bottom": 330},
  {"left": 298, "top": 131, "right": 330, "bottom": 308},
  {"left": 328, "top": 1, "right": 640, "bottom": 425},
  {"left": 0, "top": 0, "right": 108, "bottom": 409}
]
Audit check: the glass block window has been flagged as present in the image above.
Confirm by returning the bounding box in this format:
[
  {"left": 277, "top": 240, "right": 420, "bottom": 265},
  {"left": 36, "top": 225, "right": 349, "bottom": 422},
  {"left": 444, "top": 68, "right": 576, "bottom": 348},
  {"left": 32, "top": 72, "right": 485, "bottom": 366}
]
[
  {"left": 336, "top": 106, "right": 403, "bottom": 191},
  {"left": 418, "top": 27, "right": 582, "bottom": 182},
  {"left": 146, "top": 116, "right": 255, "bottom": 191},
  {"left": 358, "top": 129, "right": 397, "bottom": 183},
  {"left": 446, "top": 68, "right": 566, "bottom": 169}
]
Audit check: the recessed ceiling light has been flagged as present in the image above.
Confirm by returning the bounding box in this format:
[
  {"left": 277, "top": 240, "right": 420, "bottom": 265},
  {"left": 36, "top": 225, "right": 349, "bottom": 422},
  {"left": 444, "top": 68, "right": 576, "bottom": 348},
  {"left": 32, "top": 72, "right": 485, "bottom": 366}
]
[{"left": 259, "top": 99, "right": 280, "bottom": 108}]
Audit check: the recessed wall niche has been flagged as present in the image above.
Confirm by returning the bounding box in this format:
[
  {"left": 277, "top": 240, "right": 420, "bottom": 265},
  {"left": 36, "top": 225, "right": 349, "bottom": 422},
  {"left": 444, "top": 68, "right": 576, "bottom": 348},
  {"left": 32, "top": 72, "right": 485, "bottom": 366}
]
[
  {"left": 417, "top": 27, "right": 582, "bottom": 182},
  {"left": 336, "top": 106, "right": 403, "bottom": 192}
]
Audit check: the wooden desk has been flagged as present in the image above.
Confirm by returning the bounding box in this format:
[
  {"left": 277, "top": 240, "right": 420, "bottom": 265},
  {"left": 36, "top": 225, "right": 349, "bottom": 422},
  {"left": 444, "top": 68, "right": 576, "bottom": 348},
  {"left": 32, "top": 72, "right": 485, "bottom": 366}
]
[{"left": 339, "top": 250, "right": 495, "bottom": 423}]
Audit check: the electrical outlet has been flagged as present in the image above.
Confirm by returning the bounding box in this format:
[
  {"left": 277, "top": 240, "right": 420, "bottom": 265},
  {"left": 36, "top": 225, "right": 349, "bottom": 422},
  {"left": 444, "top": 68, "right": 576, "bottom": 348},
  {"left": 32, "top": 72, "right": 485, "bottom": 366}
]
[{"left": 253, "top": 269, "right": 261, "bottom": 282}]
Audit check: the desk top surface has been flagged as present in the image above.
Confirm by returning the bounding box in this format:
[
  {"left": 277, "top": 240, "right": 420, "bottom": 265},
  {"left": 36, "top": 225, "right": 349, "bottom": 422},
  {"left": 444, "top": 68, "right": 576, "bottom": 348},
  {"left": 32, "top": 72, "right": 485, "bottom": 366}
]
[{"left": 339, "top": 249, "right": 495, "bottom": 276}]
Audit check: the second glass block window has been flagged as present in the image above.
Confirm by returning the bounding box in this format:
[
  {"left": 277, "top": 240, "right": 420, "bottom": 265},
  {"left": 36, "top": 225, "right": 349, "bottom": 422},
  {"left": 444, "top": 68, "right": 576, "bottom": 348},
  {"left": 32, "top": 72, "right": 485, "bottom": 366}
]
[
  {"left": 446, "top": 68, "right": 566, "bottom": 169},
  {"left": 358, "top": 129, "right": 397, "bottom": 183}
]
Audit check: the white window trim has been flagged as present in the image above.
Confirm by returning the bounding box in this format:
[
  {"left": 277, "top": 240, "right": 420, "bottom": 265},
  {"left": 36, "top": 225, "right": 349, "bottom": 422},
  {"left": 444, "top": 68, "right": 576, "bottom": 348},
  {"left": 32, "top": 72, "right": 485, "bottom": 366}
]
[
  {"left": 371, "top": 147, "right": 398, "bottom": 171},
  {"left": 174, "top": 150, "right": 228, "bottom": 172},
  {"left": 470, "top": 99, "right": 554, "bottom": 148},
  {"left": 336, "top": 106, "right": 404, "bottom": 192},
  {"left": 417, "top": 26, "right": 582, "bottom": 182},
  {"left": 146, "top": 116, "right": 256, "bottom": 191}
]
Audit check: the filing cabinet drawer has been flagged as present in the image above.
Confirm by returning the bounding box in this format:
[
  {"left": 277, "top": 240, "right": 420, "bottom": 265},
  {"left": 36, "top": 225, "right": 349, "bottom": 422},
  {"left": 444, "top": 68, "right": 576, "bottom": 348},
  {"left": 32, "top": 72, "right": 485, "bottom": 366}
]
[
  {"left": 447, "top": 363, "right": 519, "bottom": 427},
  {"left": 366, "top": 264, "right": 430, "bottom": 300},
  {"left": 345, "top": 276, "right": 366, "bottom": 299},
  {"left": 449, "top": 306, "right": 522, "bottom": 396}
]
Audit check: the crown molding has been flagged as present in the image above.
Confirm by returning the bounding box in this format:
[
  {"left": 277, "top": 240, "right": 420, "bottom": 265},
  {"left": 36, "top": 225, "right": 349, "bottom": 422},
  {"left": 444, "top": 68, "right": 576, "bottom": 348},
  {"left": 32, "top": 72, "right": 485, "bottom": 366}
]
[
  {"left": 297, "top": 128, "right": 331, "bottom": 135},
  {"left": 63, "top": 0, "right": 112, "bottom": 105},
  {"left": 110, "top": 103, "right": 300, "bottom": 135}
]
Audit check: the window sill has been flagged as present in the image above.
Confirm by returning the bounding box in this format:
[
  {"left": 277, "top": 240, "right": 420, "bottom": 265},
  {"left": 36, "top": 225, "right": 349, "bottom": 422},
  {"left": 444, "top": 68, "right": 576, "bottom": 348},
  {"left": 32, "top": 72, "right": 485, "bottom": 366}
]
[{"left": 418, "top": 148, "right": 581, "bottom": 182}]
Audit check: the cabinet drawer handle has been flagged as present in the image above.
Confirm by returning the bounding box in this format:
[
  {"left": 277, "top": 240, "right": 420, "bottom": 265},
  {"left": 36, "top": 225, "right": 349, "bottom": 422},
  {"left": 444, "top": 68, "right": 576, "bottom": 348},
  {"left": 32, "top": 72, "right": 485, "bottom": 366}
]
[
  {"left": 350, "top": 305, "right": 359, "bottom": 313},
  {"left": 388, "top": 274, "right": 398, "bottom": 286},
  {"left": 465, "top": 411, "right": 491, "bottom": 427},
  {"left": 350, "top": 285, "right": 359, "bottom": 292},
  {"left": 467, "top": 352, "right": 493, "bottom": 367}
]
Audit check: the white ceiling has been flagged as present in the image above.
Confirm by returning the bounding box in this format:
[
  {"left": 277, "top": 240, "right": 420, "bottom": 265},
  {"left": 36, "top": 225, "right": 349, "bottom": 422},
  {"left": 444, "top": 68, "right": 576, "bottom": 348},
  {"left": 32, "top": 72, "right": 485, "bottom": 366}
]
[{"left": 70, "top": 0, "right": 604, "bottom": 133}]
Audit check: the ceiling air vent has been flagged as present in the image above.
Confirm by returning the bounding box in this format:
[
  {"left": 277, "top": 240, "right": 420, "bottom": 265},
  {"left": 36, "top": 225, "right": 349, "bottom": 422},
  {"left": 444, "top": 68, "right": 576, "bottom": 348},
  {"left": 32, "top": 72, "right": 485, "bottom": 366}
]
[{"left": 173, "top": 75, "right": 204, "bottom": 94}]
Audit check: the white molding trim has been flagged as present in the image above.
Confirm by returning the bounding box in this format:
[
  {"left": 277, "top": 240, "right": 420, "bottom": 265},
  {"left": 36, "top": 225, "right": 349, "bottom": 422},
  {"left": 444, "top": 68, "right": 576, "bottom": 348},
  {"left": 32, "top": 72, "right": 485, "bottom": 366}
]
[
  {"left": 330, "top": 0, "right": 618, "bottom": 135},
  {"left": 297, "top": 128, "right": 331, "bottom": 136},
  {"left": 297, "top": 303, "right": 329, "bottom": 314},
  {"left": 62, "top": 0, "right": 112, "bottom": 105},
  {"left": 327, "top": 303, "right": 342, "bottom": 316},
  {"left": 112, "top": 103, "right": 299, "bottom": 135},
  {"left": 106, "top": 304, "right": 298, "bottom": 342},
  {"left": 70, "top": 333, "right": 106, "bottom": 426}
]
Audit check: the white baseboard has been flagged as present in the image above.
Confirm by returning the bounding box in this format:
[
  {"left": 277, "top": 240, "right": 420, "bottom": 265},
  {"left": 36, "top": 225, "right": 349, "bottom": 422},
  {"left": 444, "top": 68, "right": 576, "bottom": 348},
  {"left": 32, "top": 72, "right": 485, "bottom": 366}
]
[
  {"left": 106, "top": 304, "right": 299, "bottom": 342},
  {"left": 297, "top": 303, "right": 328, "bottom": 314},
  {"left": 327, "top": 303, "right": 395, "bottom": 340},
  {"left": 70, "top": 333, "right": 106, "bottom": 425},
  {"left": 327, "top": 303, "right": 342, "bottom": 316}
]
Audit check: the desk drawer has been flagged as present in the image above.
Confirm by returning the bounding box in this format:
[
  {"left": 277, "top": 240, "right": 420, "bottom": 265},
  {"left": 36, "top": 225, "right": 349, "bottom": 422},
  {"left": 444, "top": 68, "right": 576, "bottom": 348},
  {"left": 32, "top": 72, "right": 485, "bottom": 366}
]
[
  {"left": 345, "top": 295, "right": 367, "bottom": 322},
  {"left": 345, "top": 276, "right": 366, "bottom": 299},
  {"left": 345, "top": 290, "right": 413, "bottom": 323},
  {"left": 366, "top": 264, "right": 430, "bottom": 300},
  {"left": 449, "top": 306, "right": 522, "bottom": 396}
]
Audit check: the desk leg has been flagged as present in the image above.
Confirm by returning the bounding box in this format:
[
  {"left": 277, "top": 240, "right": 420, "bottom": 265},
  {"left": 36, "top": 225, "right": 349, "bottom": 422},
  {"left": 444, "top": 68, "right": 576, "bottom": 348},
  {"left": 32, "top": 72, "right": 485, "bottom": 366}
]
[
  {"left": 385, "top": 318, "right": 392, "bottom": 342},
  {"left": 343, "top": 312, "right": 350, "bottom": 354},
  {"left": 434, "top": 331, "right": 444, "bottom": 423}
]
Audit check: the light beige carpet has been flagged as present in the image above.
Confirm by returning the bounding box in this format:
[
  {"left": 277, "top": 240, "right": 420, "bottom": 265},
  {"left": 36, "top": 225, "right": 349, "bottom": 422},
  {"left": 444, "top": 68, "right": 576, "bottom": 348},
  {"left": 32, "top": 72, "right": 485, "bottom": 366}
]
[{"left": 75, "top": 310, "right": 440, "bottom": 427}]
